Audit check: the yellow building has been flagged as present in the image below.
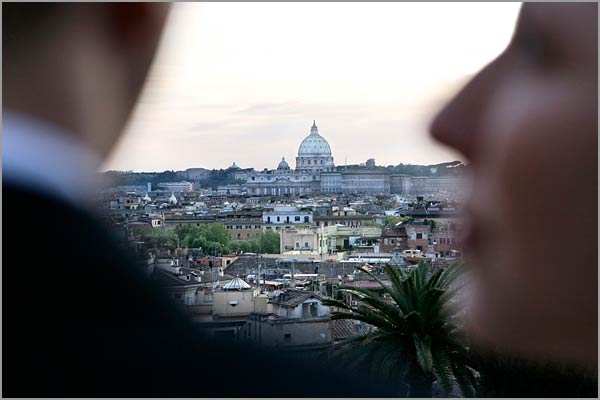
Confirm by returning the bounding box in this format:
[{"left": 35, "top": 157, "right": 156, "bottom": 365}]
[
  {"left": 280, "top": 225, "right": 382, "bottom": 255},
  {"left": 212, "top": 277, "right": 270, "bottom": 317}
]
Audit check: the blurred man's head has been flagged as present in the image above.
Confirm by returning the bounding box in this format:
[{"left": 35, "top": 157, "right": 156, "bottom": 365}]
[
  {"left": 3, "top": 3, "right": 169, "bottom": 159},
  {"left": 430, "top": 3, "right": 597, "bottom": 367}
]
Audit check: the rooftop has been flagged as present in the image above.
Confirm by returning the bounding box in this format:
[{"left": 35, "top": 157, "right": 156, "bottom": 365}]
[{"left": 271, "top": 290, "right": 324, "bottom": 308}]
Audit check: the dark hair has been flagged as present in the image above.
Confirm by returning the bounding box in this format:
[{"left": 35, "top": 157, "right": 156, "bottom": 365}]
[{"left": 3, "top": 3, "right": 62, "bottom": 56}]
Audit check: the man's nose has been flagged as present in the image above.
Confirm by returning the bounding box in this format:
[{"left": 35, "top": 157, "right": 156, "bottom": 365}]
[{"left": 429, "top": 60, "right": 500, "bottom": 162}]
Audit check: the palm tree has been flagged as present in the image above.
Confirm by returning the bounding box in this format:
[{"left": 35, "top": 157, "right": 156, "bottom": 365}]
[{"left": 323, "top": 262, "right": 478, "bottom": 397}]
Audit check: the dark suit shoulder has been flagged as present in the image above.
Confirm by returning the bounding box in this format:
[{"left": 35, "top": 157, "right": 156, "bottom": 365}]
[{"left": 2, "top": 185, "right": 399, "bottom": 397}]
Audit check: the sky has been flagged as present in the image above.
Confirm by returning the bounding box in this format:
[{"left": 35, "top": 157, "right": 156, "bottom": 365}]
[{"left": 103, "top": 2, "right": 521, "bottom": 172}]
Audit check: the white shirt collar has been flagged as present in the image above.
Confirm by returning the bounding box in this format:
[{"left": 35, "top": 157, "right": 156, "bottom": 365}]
[{"left": 2, "top": 110, "right": 103, "bottom": 207}]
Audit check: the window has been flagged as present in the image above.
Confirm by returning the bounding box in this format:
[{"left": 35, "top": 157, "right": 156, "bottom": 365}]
[
  {"left": 237, "top": 233, "right": 241, "bottom": 239},
  {"left": 294, "top": 216, "right": 301, "bottom": 222},
  {"left": 246, "top": 233, "right": 250, "bottom": 239},
  {"left": 304, "top": 216, "right": 309, "bottom": 223},
  {"left": 416, "top": 233, "right": 423, "bottom": 239},
  {"left": 277, "top": 216, "right": 280, "bottom": 222},
  {"left": 296, "top": 242, "right": 300, "bottom": 248},
  {"left": 304, "top": 242, "right": 309, "bottom": 248},
  {"left": 284, "top": 333, "right": 291, "bottom": 341}
]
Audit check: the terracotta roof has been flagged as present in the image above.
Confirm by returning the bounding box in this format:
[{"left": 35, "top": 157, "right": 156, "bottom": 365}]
[
  {"left": 332, "top": 319, "right": 360, "bottom": 340},
  {"left": 272, "top": 290, "right": 324, "bottom": 308},
  {"left": 344, "top": 280, "right": 391, "bottom": 289}
]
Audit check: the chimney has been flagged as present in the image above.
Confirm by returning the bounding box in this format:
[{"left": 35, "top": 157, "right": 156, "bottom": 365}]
[{"left": 192, "top": 273, "right": 201, "bottom": 282}]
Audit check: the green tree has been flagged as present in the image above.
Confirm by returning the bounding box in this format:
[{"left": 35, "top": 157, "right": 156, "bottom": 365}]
[
  {"left": 184, "top": 233, "right": 207, "bottom": 250},
  {"left": 362, "top": 220, "right": 380, "bottom": 227},
  {"left": 204, "top": 224, "right": 232, "bottom": 246},
  {"left": 231, "top": 240, "right": 251, "bottom": 254},
  {"left": 259, "top": 230, "right": 280, "bottom": 254},
  {"left": 145, "top": 228, "right": 178, "bottom": 252},
  {"left": 176, "top": 223, "right": 233, "bottom": 254},
  {"left": 174, "top": 224, "right": 201, "bottom": 245},
  {"left": 323, "top": 262, "right": 477, "bottom": 397}
]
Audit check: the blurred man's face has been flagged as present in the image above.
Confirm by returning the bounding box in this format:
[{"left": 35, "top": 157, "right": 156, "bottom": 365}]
[
  {"left": 88, "top": 3, "right": 171, "bottom": 158},
  {"left": 3, "top": 4, "right": 170, "bottom": 160},
  {"left": 430, "top": 3, "right": 597, "bottom": 366}
]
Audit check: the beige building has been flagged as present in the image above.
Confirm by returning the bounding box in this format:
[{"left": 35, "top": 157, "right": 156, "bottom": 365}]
[
  {"left": 240, "top": 290, "right": 332, "bottom": 350},
  {"left": 280, "top": 225, "right": 382, "bottom": 255},
  {"left": 212, "top": 277, "right": 270, "bottom": 318},
  {"left": 162, "top": 210, "right": 263, "bottom": 241}
]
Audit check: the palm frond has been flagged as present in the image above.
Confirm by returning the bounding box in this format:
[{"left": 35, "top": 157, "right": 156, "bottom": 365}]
[
  {"left": 326, "top": 262, "right": 479, "bottom": 397},
  {"left": 431, "top": 345, "right": 455, "bottom": 396},
  {"left": 413, "top": 334, "right": 433, "bottom": 373}
]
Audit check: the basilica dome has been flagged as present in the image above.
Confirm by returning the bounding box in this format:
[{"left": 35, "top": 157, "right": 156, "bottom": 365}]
[
  {"left": 277, "top": 157, "right": 290, "bottom": 170},
  {"left": 297, "top": 121, "right": 332, "bottom": 157}
]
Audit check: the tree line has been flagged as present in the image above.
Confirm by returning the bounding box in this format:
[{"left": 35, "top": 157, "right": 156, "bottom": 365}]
[{"left": 143, "top": 223, "right": 280, "bottom": 255}]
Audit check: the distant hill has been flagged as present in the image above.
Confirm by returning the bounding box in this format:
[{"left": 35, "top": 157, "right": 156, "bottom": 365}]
[
  {"left": 386, "top": 161, "right": 466, "bottom": 177},
  {"left": 100, "top": 161, "right": 466, "bottom": 190},
  {"left": 342, "top": 161, "right": 466, "bottom": 177}
]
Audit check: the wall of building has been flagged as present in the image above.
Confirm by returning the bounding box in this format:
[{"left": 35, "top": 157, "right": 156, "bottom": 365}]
[
  {"left": 341, "top": 170, "right": 390, "bottom": 194},
  {"left": 271, "top": 299, "right": 329, "bottom": 319},
  {"left": 280, "top": 228, "right": 321, "bottom": 254},
  {"left": 213, "top": 290, "right": 258, "bottom": 317},
  {"left": 320, "top": 172, "right": 342, "bottom": 193},
  {"left": 242, "top": 317, "right": 332, "bottom": 348},
  {"left": 158, "top": 181, "right": 193, "bottom": 192},
  {"left": 223, "top": 221, "right": 263, "bottom": 240},
  {"left": 263, "top": 208, "right": 313, "bottom": 225},
  {"left": 406, "top": 223, "right": 431, "bottom": 251}
]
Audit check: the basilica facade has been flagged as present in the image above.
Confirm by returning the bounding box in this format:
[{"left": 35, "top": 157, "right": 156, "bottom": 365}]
[
  {"left": 229, "top": 121, "right": 466, "bottom": 197},
  {"left": 232, "top": 121, "right": 336, "bottom": 196}
]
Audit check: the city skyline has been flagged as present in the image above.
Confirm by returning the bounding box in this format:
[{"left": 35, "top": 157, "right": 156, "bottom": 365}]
[{"left": 103, "top": 2, "right": 521, "bottom": 172}]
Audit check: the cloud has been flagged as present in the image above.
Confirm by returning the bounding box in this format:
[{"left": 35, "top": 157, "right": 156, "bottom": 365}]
[{"left": 103, "top": 3, "right": 518, "bottom": 172}]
